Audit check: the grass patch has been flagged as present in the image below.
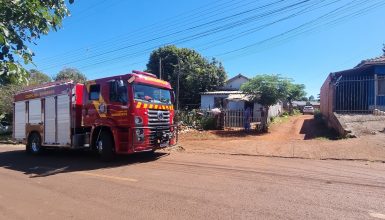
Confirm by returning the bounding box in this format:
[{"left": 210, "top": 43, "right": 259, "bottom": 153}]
[{"left": 270, "top": 115, "right": 291, "bottom": 124}]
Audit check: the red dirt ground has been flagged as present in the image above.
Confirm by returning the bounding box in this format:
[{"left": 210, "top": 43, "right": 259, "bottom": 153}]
[{"left": 179, "top": 115, "right": 385, "bottom": 162}]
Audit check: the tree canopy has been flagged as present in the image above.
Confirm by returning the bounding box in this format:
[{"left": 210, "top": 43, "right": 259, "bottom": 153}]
[
  {"left": 0, "top": 69, "right": 51, "bottom": 122},
  {"left": 28, "top": 69, "right": 52, "bottom": 86},
  {"left": 54, "top": 68, "right": 87, "bottom": 84},
  {"left": 0, "top": 0, "right": 73, "bottom": 84},
  {"left": 241, "top": 74, "right": 289, "bottom": 107},
  {"left": 146, "top": 45, "right": 227, "bottom": 109},
  {"left": 241, "top": 74, "right": 307, "bottom": 130}
]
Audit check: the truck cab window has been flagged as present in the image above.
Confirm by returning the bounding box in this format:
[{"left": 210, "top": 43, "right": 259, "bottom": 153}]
[
  {"left": 109, "top": 80, "right": 128, "bottom": 103},
  {"left": 89, "top": 84, "right": 100, "bottom": 101}
]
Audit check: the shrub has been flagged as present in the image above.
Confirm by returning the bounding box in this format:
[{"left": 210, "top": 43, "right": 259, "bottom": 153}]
[
  {"left": 200, "top": 116, "right": 217, "bottom": 130},
  {"left": 314, "top": 111, "right": 324, "bottom": 124}
]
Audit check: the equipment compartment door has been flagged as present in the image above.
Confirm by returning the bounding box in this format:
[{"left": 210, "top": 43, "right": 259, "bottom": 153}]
[
  {"left": 44, "top": 96, "right": 56, "bottom": 144},
  {"left": 14, "top": 101, "right": 26, "bottom": 140},
  {"left": 28, "top": 99, "right": 42, "bottom": 124},
  {"left": 57, "top": 95, "right": 71, "bottom": 145}
]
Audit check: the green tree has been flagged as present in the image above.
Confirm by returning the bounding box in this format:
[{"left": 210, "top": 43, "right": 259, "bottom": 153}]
[
  {"left": 286, "top": 83, "right": 306, "bottom": 114},
  {"left": 0, "top": 83, "right": 24, "bottom": 123},
  {"left": 0, "top": 69, "right": 51, "bottom": 123},
  {"left": 308, "top": 95, "right": 315, "bottom": 101},
  {"left": 28, "top": 69, "right": 52, "bottom": 85},
  {"left": 300, "top": 96, "right": 309, "bottom": 101},
  {"left": 241, "top": 74, "right": 288, "bottom": 132},
  {"left": 0, "top": 0, "right": 73, "bottom": 84},
  {"left": 54, "top": 68, "right": 87, "bottom": 84},
  {"left": 146, "top": 45, "right": 227, "bottom": 109}
]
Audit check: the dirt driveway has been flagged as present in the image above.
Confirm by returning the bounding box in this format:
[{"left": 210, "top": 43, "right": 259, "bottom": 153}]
[{"left": 179, "top": 115, "right": 385, "bottom": 162}]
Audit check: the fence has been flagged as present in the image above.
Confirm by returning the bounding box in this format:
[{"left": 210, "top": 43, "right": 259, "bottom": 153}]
[
  {"left": 176, "top": 109, "right": 263, "bottom": 130},
  {"left": 334, "top": 75, "right": 382, "bottom": 113},
  {"left": 222, "top": 109, "right": 262, "bottom": 128}
]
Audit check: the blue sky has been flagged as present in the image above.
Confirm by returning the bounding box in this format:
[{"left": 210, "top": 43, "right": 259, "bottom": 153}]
[{"left": 28, "top": 0, "right": 385, "bottom": 97}]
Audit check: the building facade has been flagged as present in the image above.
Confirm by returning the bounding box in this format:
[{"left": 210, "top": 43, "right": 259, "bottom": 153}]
[{"left": 321, "top": 56, "right": 385, "bottom": 119}]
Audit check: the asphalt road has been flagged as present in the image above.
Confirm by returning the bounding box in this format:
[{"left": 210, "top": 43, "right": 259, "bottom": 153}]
[{"left": 0, "top": 145, "right": 385, "bottom": 220}]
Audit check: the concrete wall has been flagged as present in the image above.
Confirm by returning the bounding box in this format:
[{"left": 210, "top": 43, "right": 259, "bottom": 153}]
[
  {"left": 320, "top": 74, "right": 334, "bottom": 119},
  {"left": 201, "top": 94, "right": 228, "bottom": 109},
  {"left": 228, "top": 101, "right": 245, "bottom": 110},
  {"left": 268, "top": 102, "right": 283, "bottom": 119},
  {"left": 201, "top": 95, "right": 245, "bottom": 110}
]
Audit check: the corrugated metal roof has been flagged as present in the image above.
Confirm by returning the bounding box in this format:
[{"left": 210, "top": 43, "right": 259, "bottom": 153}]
[
  {"left": 200, "top": 91, "right": 243, "bottom": 95},
  {"left": 226, "top": 94, "right": 252, "bottom": 102},
  {"left": 355, "top": 55, "right": 385, "bottom": 68}
]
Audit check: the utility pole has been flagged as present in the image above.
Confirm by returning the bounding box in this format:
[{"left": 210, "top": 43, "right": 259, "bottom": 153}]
[
  {"left": 159, "top": 57, "right": 162, "bottom": 80},
  {"left": 177, "top": 57, "right": 180, "bottom": 111}
]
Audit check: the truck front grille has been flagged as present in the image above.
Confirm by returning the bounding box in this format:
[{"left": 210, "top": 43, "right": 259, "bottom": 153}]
[
  {"left": 147, "top": 109, "right": 171, "bottom": 146},
  {"left": 148, "top": 109, "right": 170, "bottom": 126}
]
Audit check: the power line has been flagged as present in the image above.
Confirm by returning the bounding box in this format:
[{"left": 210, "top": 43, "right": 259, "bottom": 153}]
[
  {"left": 39, "top": 0, "right": 308, "bottom": 70},
  {"left": 36, "top": 0, "right": 384, "bottom": 77},
  {"left": 36, "top": 0, "right": 244, "bottom": 63}
]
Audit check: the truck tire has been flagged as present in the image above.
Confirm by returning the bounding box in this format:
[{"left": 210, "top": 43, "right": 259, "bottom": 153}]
[
  {"left": 96, "top": 131, "right": 115, "bottom": 162},
  {"left": 26, "top": 132, "right": 43, "bottom": 155}
]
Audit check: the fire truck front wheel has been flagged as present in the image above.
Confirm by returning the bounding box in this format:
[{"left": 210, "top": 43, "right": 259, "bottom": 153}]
[
  {"left": 96, "top": 131, "right": 115, "bottom": 162},
  {"left": 27, "top": 132, "right": 43, "bottom": 155}
]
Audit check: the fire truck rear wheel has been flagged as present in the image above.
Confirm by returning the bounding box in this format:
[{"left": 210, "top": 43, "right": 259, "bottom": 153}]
[
  {"left": 27, "top": 132, "right": 43, "bottom": 155},
  {"left": 97, "top": 131, "right": 115, "bottom": 162}
]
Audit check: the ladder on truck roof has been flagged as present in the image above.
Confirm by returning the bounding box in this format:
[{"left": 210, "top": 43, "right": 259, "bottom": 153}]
[{"left": 20, "top": 80, "right": 75, "bottom": 93}]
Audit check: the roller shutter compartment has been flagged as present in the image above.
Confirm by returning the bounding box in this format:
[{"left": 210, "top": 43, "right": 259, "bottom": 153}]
[
  {"left": 14, "top": 101, "right": 26, "bottom": 140},
  {"left": 57, "top": 95, "right": 71, "bottom": 145}
]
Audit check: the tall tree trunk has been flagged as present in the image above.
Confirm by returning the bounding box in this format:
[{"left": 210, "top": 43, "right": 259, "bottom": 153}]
[
  {"left": 263, "top": 105, "right": 269, "bottom": 132},
  {"left": 289, "top": 100, "right": 293, "bottom": 115}
]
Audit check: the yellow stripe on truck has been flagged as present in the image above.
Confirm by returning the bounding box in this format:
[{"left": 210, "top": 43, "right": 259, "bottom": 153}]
[{"left": 134, "top": 102, "right": 174, "bottom": 110}]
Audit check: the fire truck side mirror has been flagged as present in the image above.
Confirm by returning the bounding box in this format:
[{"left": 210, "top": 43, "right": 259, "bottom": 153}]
[{"left": 171, "top": 91, "right": 175, "bottom": 104}]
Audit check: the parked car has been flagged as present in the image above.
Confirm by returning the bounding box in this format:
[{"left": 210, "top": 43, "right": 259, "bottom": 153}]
[
  {"left": 0, "top": 121, "right": 12, "bottom": 135},
  {"left": 303, "top": 106, "right": 315, "bottom": 115}
]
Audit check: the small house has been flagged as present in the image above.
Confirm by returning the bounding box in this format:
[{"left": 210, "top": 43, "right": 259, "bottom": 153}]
[
  {"left": 200, "top": 74, "right": 283, "bottom": 119},
  {"left": 321, "top": 55, "right": 385, "bottom": 118}
]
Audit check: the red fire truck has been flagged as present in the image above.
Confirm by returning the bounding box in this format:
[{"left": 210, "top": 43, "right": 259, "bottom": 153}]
[{"left": 13, "top": 70, "right": 176, "bottom": 161}]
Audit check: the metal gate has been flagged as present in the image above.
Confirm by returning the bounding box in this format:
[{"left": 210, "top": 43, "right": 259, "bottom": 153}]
[
  {"left": 223, "top": 109, "right": 261, "bottom": 128},
  {"left": 334, "top": 75, "right": 375, "bottom": 113}
]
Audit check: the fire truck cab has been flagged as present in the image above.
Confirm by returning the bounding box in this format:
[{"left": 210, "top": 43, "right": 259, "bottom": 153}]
[{"left": 13, "top": 71, "right": 176, "bottom": 161}]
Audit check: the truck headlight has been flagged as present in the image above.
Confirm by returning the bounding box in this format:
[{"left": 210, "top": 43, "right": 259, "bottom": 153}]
[
  {"left": 136, "top": 128, "right": 144, "bottom": 142},
  {"left": 136, "top": 128, "right": 143, "bottom": 136},
  {"left": 135, "top": 116, "right": 143, "bottom": 125}
]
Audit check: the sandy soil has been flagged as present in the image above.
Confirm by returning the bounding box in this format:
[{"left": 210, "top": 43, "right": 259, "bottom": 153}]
[{"left": 179, "top": 115, "right": 385, "bottom": 162}]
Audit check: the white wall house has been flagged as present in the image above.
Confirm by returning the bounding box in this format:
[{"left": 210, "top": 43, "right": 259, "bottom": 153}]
[{"left": 200, "top": 74, "right": 283, "bottom": 118}]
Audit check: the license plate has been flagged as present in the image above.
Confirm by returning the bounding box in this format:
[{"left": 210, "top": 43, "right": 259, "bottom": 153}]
[{"left": 160, "top": 142, "right": 168, "bottom": 148}]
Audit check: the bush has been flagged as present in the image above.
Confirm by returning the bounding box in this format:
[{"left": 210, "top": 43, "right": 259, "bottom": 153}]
[
  {"left": 200, "top": 116, "right": 217, "bottom": 130},
  {"left": 314, "top": 111, "right": 324, "bottom": 124},
  {"left": 176, "top": 109, "right": 219, "bottom": 130},
  {"left": 293, "top": 109, "right": 301, "bottom": 115}
]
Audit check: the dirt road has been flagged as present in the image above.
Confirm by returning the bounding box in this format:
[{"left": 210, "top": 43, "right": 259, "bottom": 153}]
[
  {"left": 180, "top": 115, "right": 385, "bottom": 161},
  {"left": 1, "top": 144, "right": 385, "bottom": 219}
]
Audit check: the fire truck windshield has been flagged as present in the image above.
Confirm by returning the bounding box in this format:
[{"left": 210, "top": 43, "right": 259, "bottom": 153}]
[{"left": 133, "top": 84, "right": 172, "bottom": 104}]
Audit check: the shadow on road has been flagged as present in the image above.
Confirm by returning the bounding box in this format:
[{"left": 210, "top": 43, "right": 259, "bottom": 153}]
[
  {"left": 300, "top": 118, "right": 338, "bottom": 140},
  {"left": 0, "top": 148, "right": 167, "bottom": 178}
]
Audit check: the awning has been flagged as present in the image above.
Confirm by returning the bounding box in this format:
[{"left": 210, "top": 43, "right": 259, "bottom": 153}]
[{"left": 226, "top": 94, "right": 252, "bottom": 102}]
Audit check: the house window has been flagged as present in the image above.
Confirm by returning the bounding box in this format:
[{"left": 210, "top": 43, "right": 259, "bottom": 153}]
[
  {"left": 214, "top": 97, "right": 227, "bottom": 108},
  {"left": 378, "top": 76, "right": 385, "bottom": 96},
  {"left": 89, "top": 84, "right": 100, "bottom": 101}
]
